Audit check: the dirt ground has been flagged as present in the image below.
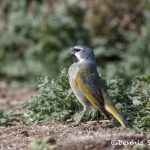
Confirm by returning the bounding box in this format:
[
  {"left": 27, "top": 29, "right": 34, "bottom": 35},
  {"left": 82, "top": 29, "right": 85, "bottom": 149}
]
[
  {"left": 0, "top": 82, "right": 150, "bottom": 150},
  {"left": 0, "top": 81, "right": 36, "bottom": 110},
  {"left": 0, "top": 123, "right": 150, "bottom": 150}
]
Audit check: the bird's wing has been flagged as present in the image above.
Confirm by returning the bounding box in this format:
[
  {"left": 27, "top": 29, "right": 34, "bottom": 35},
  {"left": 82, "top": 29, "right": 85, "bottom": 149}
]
[
  {"left": 75, "top": 65, "right": 129, "bottom": 127},
  {"left": 75, "top": 65, "right": 110, "bottom": 118}
]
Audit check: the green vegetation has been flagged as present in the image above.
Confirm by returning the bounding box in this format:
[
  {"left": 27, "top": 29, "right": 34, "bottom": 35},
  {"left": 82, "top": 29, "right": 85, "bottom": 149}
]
[
  {"left": 0, "top": 69, "right": 149, "bottom": 132},
  {"left": 24, "top": 69, "right": 150, "bottom": 132},
  {"left": 0, "top": 0, "right": 150, "bottom": 80}
]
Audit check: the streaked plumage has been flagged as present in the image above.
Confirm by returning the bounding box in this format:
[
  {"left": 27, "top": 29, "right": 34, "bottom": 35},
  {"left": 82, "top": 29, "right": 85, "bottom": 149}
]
[{"left": 68, "top": 45, "right": 129, "bottom": 127}]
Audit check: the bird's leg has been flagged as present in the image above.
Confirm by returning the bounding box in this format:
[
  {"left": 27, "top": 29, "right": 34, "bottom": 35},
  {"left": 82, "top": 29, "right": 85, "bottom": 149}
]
[
  {"left": 96, "top": 110, "right": 100, "bottom": 123},
  {"left": 71, "top": 106, "right": 89, "bottom": 126}
]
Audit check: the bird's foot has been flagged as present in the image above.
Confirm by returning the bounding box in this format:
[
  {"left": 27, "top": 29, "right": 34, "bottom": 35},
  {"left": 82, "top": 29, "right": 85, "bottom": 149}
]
[{"left": 68, "top": 113, "right": 83, "bottom": 127}]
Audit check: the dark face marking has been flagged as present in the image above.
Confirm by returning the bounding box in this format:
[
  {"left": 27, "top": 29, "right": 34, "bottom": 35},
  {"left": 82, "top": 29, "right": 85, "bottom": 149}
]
[
  {"left": 70, "top": 47, "right": 81, "bottom": 63},
  {"left": 73, "top": 47, "right": 81, "bottom": 52},
  {"left": 72, "top": 54, "right": 79, "bottom": 63}
]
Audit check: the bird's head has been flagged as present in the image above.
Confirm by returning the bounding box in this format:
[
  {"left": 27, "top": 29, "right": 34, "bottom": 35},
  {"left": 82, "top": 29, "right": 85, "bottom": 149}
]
[{"left": 70, "top": 45, "right": 96, "bottom": 63}]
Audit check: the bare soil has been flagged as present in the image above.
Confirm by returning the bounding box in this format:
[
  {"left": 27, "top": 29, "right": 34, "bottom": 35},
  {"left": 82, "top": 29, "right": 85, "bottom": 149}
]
[
  {"left": 0, "top": 81, "right": 36, "bottom": 110},
  {"left": 0, "top": 123, "right": 149, "bottom": 150},
  {"left": 0, "top": 82, "right": 149, "bottom": 150}
]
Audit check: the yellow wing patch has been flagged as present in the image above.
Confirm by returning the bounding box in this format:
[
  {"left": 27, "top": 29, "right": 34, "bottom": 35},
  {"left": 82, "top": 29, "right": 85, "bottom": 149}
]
[{"left": 75, "top": 67, "right": 101, "bottom": 110}]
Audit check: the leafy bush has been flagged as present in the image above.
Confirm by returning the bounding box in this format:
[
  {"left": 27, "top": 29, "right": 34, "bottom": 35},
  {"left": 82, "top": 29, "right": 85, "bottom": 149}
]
[
  {"left": 0, "top": 0, "right": 90, "bottom": 79},
  {"left": 0, "top": 0, "right": 150, "bottom": 80},
  {"left": 0, "top": 69, "right": 149, "bottom": 132},
  {"left": 23, "top": 69, "right": 80, "bottom": 124},
  {"left": 107, "top": 77, "right": 150, "bottom": 131},
  {"left": 0, "top": 109, "right": 20, "bottom": 126},
  {"left": 1, "top": 69, "right": 148, "bottom": 131}
]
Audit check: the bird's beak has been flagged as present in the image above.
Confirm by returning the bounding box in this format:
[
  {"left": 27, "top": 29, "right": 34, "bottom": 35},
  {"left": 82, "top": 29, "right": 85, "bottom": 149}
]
[
  {"left": 68, "top": 48, "right": 78, "bottom": 62},
  {"left": 68, "top": 48, "right": 75, "bottom": 56}
]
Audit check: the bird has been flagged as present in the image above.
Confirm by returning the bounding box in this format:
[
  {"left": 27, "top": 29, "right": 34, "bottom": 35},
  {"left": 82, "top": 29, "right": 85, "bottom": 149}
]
[{"left": 68, "top": 45, "right": 129, "bottom": 128}]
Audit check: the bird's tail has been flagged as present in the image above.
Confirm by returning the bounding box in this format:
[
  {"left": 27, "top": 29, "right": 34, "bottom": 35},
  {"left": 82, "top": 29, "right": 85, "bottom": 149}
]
[
  {"left": 101, "top": 89, "right": 129, "bottom": 128},
  {"left": 105, "top": 104, "right": 129, "bottom": 128}
]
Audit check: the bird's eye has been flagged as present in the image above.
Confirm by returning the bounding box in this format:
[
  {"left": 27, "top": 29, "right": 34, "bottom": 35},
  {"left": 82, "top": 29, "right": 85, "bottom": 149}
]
[{"left": 74, "top": 48, "right": 81, "bottom": 52}]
